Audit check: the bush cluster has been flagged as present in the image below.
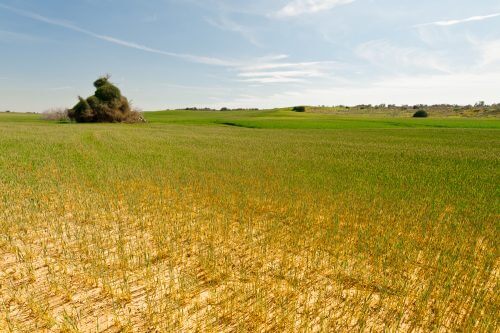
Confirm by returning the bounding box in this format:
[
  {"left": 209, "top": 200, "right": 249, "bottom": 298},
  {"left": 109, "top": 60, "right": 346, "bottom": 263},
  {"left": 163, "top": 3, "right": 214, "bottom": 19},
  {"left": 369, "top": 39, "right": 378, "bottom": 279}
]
[
  {"left": 413, "top": 110, "right": 429, "bottom": 118},
  {"left": 293, "top": 106, "right": 306, "bottom": 112},
  {"left": 41, "top": 108, "right": 70, "bottom": 122},
  {"left": 68, "top": 76, "right": 144, "bottom": 123}
]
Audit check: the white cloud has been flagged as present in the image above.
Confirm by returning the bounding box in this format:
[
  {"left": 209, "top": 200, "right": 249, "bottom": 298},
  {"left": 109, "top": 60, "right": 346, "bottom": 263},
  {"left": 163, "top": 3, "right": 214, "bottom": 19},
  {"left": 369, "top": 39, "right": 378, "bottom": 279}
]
[
  {"left": 241, "top": 60, "right": 338, "bottom": 71},
  {"left": 238, "top": 70, "right": 319, "bottom": 83},
  {"left": 214, "top": 70, "right": 500, "bottom": 109},
  {"left": 467, "top": 37, "right": 500, "bottom": 68},
  {"left": 48, "top": 86, "right": 74, "bottom": 91},
  {"left": 240, "top": 77, "right": 305, "bottom": 83},
  {"left": 236, "top": 60, "right": 340, "bottom": 84},
  {"left": 0, "top": 28, "right": 44, "bottom": 42},
  {"left": 480, "top": 40, "right": 500, "bottom": 66},
  {"left": 206, "top": 16, "right": 262, "bottom": 47},
  {"left": 276, "top": 0, "right": 355, "bottom": 18},
  {"left": 356, "top": 39, "right": 451, "bottom": 73},
  {"left": 417, "top": 12, "right": 500, "bottom": 27}
]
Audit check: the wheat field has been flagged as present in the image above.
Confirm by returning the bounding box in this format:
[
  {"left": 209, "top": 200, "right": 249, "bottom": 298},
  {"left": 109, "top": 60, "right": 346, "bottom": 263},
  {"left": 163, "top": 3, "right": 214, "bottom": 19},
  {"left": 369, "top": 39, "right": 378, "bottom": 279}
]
[{"left": 0, "top": 111, "right": 498, "bottom": 332}]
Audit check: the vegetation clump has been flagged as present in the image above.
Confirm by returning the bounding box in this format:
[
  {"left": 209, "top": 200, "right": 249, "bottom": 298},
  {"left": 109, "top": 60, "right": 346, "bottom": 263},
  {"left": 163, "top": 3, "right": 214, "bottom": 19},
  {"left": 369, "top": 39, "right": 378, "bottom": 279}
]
[
  {"left": 293, "top": 106, "right": 306, "bottom": 112},
  {"left": 413, "top": 110, "right": 429, "bottom": 118},
  {"left": 41, "top": 108, "right": 70, "bottom": 122},
  {"left": 68, "top": 75, "right": 144, "bottom": 123}
]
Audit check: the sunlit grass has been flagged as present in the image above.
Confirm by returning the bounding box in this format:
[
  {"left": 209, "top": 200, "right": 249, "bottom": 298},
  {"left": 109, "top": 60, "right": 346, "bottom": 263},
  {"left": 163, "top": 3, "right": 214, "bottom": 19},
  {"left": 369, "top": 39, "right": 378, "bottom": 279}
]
[
  {"left": 145, "top": 109, "right": 500, "bottom": 129},
  {"left": 0, "top": 111, "right": 498, "bottom": 331}
]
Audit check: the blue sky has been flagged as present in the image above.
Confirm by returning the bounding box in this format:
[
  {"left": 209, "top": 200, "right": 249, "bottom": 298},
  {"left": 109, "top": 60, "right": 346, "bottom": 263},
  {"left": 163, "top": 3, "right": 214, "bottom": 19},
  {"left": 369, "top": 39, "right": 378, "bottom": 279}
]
[{"left": 1, "top": 0, "right": 499, "bottom": 112}]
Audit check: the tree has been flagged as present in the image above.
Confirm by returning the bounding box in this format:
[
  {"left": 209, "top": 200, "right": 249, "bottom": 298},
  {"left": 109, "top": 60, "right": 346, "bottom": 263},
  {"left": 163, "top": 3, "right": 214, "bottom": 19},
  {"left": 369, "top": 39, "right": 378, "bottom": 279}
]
[
  {"left": 413, "top": 110, "right": 428, "bottom": 118},
  {"left": 292, "top": 106, "right": 306, "bottom": 112},
  {"left": 68, "top": 75, "right": 144, "bottom": 123}
]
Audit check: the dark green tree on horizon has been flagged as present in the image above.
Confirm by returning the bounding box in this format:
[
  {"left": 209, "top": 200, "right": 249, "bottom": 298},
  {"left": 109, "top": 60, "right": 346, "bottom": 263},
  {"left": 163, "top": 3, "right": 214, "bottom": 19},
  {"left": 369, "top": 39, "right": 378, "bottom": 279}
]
[{"left": 68, "top": 75, "right": 144, "bottom": 123}]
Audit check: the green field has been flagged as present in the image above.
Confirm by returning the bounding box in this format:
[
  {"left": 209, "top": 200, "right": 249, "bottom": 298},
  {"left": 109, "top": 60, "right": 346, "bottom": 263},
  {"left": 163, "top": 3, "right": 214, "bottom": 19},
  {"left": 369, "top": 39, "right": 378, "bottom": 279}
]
[
  {"left": 0, "top": 110, "right": 498, "bottom": 332},
  {"left": 146, "top": 109, "right": 500, "bottom": 129}
]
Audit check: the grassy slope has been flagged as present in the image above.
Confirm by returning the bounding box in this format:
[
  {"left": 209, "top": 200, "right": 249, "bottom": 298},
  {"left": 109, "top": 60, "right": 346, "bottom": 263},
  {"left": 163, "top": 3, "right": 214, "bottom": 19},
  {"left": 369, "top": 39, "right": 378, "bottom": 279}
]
[
  {"left": 0, "top": 112, "right": 42, "bottom": 123},
  {"left": 0, "top": 110, "right": 498, "bottom": 331},
  {"left": 145, "top": 109, "right": 500, "bottom": 129}
]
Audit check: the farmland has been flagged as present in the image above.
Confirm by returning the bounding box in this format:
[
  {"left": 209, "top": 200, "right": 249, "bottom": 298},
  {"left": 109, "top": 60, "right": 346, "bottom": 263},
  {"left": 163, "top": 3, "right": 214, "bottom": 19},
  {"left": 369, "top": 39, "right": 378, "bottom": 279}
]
[{"left": 0, "top": 109, "right": 498, "bottom": 332}]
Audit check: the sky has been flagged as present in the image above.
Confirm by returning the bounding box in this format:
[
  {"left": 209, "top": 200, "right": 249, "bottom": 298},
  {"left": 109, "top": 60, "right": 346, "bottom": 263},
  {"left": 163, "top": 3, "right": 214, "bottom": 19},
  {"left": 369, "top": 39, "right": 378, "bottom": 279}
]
[{"left": 0, "top": 0, "right": 499, "bottom": 112}]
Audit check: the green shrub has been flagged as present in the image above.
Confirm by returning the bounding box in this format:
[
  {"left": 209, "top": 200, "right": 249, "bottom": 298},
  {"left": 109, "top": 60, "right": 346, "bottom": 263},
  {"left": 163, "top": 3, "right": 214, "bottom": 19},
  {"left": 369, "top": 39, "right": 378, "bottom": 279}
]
[
  {"left": 413, "top": 110, "right": 429, "bottom": 118},
  {"left": 93, "top": 77, "right": 109, "bottom": 88},
  {"left": 95, "top": 84, "right": 121, "bottom": 102},
  {"left": 68, "top": 75, "right": 144, "bottom": 123},
  {"left": 293, "top": 106, "right": 306, "bottom": 112},
  {"left": 86, "top": 95, "right": 112, "bottom": 122},
  {"left": 70, "top": 97, "right": 94, "bottom": 122},
  {"left": 86, "top": 95, "right": 101, "bottom": 110}
]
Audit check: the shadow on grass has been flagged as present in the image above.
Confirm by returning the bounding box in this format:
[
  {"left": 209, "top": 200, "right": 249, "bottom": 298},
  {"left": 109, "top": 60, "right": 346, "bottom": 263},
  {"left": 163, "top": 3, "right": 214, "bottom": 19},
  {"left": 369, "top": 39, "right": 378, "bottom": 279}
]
[{"left": 218, "top": 122, "right": 257, "bottom": 129}]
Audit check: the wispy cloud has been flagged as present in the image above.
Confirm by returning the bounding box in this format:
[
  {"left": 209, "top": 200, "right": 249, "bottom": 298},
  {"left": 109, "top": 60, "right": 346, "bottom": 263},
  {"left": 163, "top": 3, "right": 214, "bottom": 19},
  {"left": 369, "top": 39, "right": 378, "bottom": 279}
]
[
  {"left": 417, "top": 12, "right": 500, "bottom": 27},
  {"left": 237, "top": 61, "right": 340, "bottom": 84},
  {"left": 0, "top": 3, "right": 344, "bottom": 87},
  {"left": 275, "top": 0, "right": 355, "bottom": 18},
  {"left": 215, "top": 69, "right": 500, "bottom": 109},
  {"left": 241, "top": 60, "right": 335, "bottom": 71},
  {"left": 466, "top": 37, "right": 500, "bottom": 67},
  {"left": 233, "top": 55, "right": 340, "bottom": 84},
  {"left": 238, "top": 73, "right": 307, "bottom": 83},
  {"left": 0, "top": 3, "right": 236, "bottom": 66},
  {"left": 356, "top": 39, "right": 451, "bottom": 73},
  {"left": 0, "top": 28, "right": 44, "bottom": 42},
  {"left": 206, "top": 16, "right": 262, "bottom": 47},
  {"left": 48, "top": 86, "right": 74, "bottom": 91}
]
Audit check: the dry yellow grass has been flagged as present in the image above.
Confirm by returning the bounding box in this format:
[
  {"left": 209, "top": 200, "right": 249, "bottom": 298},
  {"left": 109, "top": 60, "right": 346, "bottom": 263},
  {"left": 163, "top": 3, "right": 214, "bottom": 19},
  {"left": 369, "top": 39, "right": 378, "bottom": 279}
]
[{"left": 0, "top": 114, "right": 498, "bottom": 332}]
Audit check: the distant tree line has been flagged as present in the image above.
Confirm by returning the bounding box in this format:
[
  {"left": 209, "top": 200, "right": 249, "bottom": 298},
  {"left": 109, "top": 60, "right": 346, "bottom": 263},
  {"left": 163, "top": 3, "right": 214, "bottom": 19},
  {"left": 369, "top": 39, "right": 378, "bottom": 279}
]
[
  {"left": 292, "top": 103, "right": 500, "bottom": 118},
  {"left": 311, "top": 103, "right": 499, "bottom": 109},
  {"left": 177, "top": 107, "right": 260, "bottom": 111},
  {"left": 173, "top": 103, "right": 500, "bottom": 113}
]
